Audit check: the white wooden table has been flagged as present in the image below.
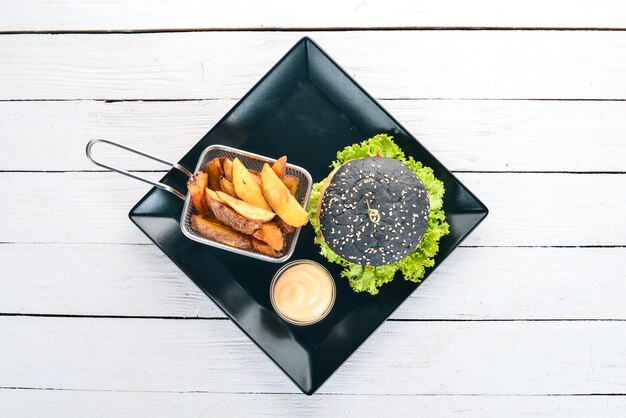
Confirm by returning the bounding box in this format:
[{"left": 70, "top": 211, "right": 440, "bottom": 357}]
[{"left": 2, "top": 2, "right": 626, "bottom": 416}]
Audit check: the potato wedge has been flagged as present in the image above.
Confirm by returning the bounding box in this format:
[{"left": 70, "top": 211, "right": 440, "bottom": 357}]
[
  {"left": 274, "top": 216, "right": 296, "bottom": 234},
  {"left": 252, "top": 222, "right": 285, "bottom": 251},
  {"left": 252, "top": 238, "right": 278, "bottom": 257},
  {"left": 216, "top": 191, "right": 275, "bottom": 222},
  {"left": 232, "top": 158, "right": 272, "bottom": 211},
  {"left": 203, "top": 158, "right": 223, "bottom": 191},
  {"left": 206, "top": 194, "right": 262, "bottom": 235},
  {"left": 261, "top": 164, "right": 309, "bottom": 227},
  {"left": 282, "top": 174, "right": 299, "bottom": 197},
  {"left": 186, "top": 172, "right": 208, "bottom": 214},
  {"left": 250, "top": 171, "right": 262, "bottom": 187},
  {"left": 203, "top": 210, "right": 220, "bottom": 224},
  {"left": 220, "top": 177, "right": 237, "bottom": 197},
  {"left": 205, "top": 187, "right": 225, "bottom": 203},
  {"left": 271, "top": 156, "right": 287, "bottom": 177},
  {"left": 221, "top": 157, "right": 234, "bottom": 182},
  {"left": 191, "top": 215, "right": 251, "bottom": 250}
]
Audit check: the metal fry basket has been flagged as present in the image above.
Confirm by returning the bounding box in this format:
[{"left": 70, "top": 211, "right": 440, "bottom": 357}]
[{"left": 86, "top": 139, "right": 312, "bottom": 263}]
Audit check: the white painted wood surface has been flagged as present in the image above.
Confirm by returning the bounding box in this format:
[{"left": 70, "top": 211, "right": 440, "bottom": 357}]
[
  {"left": 2, "top": 1, "right": 625, "bottom": 416},
  {"left": 3, "top": 317, "right": 626, "bottom": 395},
  {"left": 3, "top": 31, "right": 626, "bottom": 100},
  {"left": 2, "top": 172, "right": 624, "bottom": 245},
  {"left": 2, "top": 0, "right": 626, "bottom": 31},
  {"left": 3, "top": 391, "right": 626, "bottom": 418},
  {"left": 2, "top": 245, "right": 625, "bottom": 320},
  {"left": 3, "top": 100, "right": 625, "bottom": 172}
]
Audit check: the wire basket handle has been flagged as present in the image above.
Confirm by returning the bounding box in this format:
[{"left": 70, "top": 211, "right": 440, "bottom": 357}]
[{"left": 85, "top": 138, "right": 192, "bottom": 200}]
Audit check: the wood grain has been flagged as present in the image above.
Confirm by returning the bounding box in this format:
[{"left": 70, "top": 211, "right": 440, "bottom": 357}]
[
  {"left": 2, "top": 0, "right": 625, "bottom": 31},
  {"left": 2, "top": 8, "right": 626, "bottom": 412},
  {"left": 3, "top": 31, "right": 626, "bottom": 100},
  {"left": 2, "top": 390, "right": 626, "bottom": 418},
  {"left": 2, "top": 99, "right": 625, "bottom": 172},
  {"left": 2, "top": 245, "right": 625, "bottom": 320},
  {"left": 0, "top": 172, "right": 623, "bottom": 245},
  {"left": 2, "top": 316, "right": 626, "bottom": 395}
]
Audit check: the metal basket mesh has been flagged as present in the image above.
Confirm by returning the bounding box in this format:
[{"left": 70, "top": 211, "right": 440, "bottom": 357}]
[{"left": 180, "top": 144, "right": 312, "bottom": 262}]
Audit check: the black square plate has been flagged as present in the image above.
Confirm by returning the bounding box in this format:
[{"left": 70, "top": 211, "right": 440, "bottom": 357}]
[{"left": 130, "top": 37, "right": 488, "bottom": 394}]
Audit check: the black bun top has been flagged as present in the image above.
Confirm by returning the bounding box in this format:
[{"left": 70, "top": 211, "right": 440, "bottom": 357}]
[{"left": 319, "top": 157, "right": 430, "bottom": 266}]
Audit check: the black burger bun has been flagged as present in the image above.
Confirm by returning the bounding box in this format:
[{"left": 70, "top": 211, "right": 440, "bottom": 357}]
[{"left": 318, "top": 157, "right": 429, "bottom": 266}]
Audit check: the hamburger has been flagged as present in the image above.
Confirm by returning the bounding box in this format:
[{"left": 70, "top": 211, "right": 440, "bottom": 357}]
[
  {"left": 307, "top": 134, "right": 450, "bottom": 295},
  {"left": 317, "top": 156, "right": 430, "bottom": 266}
]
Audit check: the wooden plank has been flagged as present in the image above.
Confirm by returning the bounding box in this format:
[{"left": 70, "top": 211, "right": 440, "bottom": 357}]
[
  {"left": 463, "top": 173, "right": 626, "bottom": 246},
  {"left": 2, "top": 245, "right": 625, "bottom": 320},
  {"left": 0, "top": 172, "right": 151, "bottom": 244},
  {"left": 2, "top": 31, "right": 626, "bottom": 100},
  {"left": 0, "top": 99, "right": 236, "bottom": 171},
  {"left": 2, "top": 99, "right": 625, "bottom": 172},
  {"left": 1, "top": 316, "right": 626, "bottom": 394},
  {"left": 2, "top": 390, "right": 626, "bottom": 418},
  {"left": 0, "top": 244, "right": 220, "bottom": 318},
  {"left": 2, "top": 0, "right": 625, "bottom": 31},
  {"left": 0, "top": 172, "right": 624, "bottom": 245},
  {"left": 393, "top": 247, "right": 626, "bottom": 320}
]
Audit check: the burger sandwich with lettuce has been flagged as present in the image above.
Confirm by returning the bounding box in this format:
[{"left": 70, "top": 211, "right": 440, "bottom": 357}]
[{"left": 307, "top": 134, "right": 450, "bottom": 295}]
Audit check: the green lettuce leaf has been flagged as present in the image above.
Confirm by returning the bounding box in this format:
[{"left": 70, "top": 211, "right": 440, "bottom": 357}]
[{"left": 307, "top": 134, "right": 450, "bottom": 295}]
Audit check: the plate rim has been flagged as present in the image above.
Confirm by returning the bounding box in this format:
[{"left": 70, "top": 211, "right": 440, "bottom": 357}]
[
  {"left": 128, "top": 36, "right": 489, "bottom": 395},
  {"left": 178, "top": 143, "right": 313, "bottom": 263}
]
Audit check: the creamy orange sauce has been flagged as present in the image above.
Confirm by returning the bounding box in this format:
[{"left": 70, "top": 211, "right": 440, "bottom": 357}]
[{"left": 272, "top": 262, "right": 334, "bottom": 324}]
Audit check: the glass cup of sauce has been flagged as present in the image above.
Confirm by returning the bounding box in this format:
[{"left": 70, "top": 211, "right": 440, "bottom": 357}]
[{"left": 270, "top": 260, "right": 336, "bottom": 326}]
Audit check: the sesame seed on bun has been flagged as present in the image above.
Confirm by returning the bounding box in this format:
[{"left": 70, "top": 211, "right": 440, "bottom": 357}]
[{"left": 318, "top": 157, "right": 430, "bottom": 266}]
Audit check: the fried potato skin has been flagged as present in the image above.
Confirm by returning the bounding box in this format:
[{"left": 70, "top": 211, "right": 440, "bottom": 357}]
[
  {"left": 188, "top": 154, "right": 302, "bottom": 258},
  {"left": 274, "top": 216, "right": 296, "bottom": 234},
  {"left": 220, "top": 177, "right": 237, "bottom": 197},
  {"left": 216, "top": 191, "right": 275, "bottom": 222},
  {"left": 260, "top": 164, "right": 309, "bottom": 227},
  {"left": 271, "top": 156, "right": 287, "bottom": 177},
  {"left": 187, "top": 172, "right": 209, "bottom": 214},
  {"left": 282, "top": 175, "right": 299, "bottom": 196},
  {"left": 191, "top": 215, "right": 251, "bottom": 250},
  {"left": 206, "top": 195, "right": 262, "bottom": 235},
  {"left": 203, "top": 158, "right": 223, "bottom": 191},
  {"left": 221, "top": 157, "right": 234, "bottom": 182},
  {"left": 250, "top": 172, "right": 262, "bottom": 187},
  {"left": 232, "top": 158, "right": 272, "bottom": 211},
  {"left": 251, "top": 238, "right": 278, "bottom": 257},
  {"left": 252, "top": 222, "right": 285, "bottom": 251},
  {"left": 205, "top": 187, "right": 225, "bottom": 203}
]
